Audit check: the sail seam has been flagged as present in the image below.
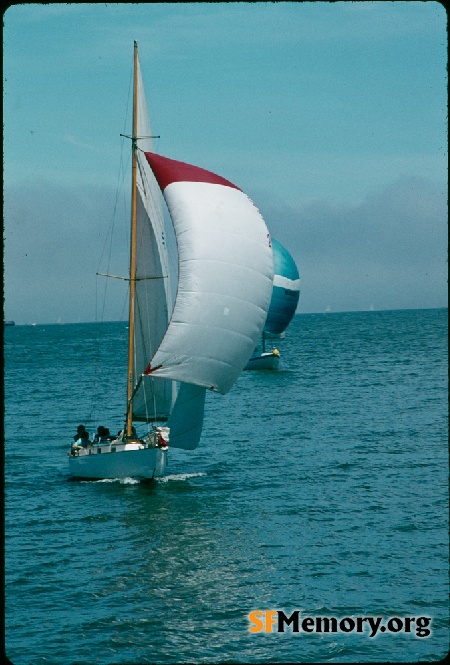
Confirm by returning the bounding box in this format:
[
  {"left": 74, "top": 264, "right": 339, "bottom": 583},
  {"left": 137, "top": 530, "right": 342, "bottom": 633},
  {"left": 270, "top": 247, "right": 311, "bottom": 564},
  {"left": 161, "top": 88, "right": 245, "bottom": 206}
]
[
  {"left": 178, "top": 257, "right": 272, "bottom": 275},
  {"left": 172, "top": 292, "right": 271, "bottom": 311},
  {"left": 175, "top": 227, "right": 271, "bottom": 244}
]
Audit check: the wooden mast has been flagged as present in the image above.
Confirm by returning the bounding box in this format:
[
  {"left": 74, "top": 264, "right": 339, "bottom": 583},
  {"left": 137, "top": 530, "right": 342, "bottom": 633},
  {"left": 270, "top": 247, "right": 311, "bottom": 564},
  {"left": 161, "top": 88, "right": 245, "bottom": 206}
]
[{"left": 125, "top": 40, "right": 139, "bottom": 438}]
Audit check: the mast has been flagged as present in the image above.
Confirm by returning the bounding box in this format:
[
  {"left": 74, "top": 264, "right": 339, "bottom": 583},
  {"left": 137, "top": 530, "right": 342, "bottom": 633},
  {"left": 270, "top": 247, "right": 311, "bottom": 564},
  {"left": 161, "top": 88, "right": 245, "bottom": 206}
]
[{"left": 126, "top": 40, "right": 139, "bottom": 437}]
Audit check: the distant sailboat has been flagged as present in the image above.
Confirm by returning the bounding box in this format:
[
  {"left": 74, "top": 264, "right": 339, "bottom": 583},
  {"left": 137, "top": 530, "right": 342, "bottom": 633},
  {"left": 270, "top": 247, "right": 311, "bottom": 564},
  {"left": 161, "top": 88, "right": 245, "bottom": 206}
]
[
  {"left": 68, "top": 41, "right": 273, "bottom": 479},
  {"left": 245, "top": 238, "right": 300, "bottom": 370}
]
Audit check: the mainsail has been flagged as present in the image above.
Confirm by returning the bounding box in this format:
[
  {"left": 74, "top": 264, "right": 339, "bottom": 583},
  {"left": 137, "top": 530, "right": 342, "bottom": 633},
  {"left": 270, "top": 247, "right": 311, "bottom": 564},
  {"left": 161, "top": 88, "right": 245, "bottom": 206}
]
[
  {"left": 131, "top": 57, "right": 174, "bottom": 421},
  {"left": 264, "top": 238, "right": 300, "bottom": 335}
]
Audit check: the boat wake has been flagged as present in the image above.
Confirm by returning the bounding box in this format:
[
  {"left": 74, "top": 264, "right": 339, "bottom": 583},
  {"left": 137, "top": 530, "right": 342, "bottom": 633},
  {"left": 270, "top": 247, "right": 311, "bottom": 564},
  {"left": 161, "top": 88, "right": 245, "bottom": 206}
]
[
  {"left": 86, "top": 477, "right": 141, "bottom": 484},
  {"left": 81, "top": 472, "right": 206, "bottom": 485},
  {"left": 156, "top": 472, "right": 207, "bottom": 483}
]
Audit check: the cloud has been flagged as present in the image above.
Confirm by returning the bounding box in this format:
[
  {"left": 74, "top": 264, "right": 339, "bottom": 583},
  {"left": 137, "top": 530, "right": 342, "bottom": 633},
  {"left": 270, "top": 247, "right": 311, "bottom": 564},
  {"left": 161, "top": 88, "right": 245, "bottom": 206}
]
[
  {"left": 3, "top": 180, "right": 130, "bottom": 324},
  {"left": 257, "top": 175, "right": 447, "bottom": 313},
  {"left": 61, "top": 133, "right": 101, "bottom": 152},
  {"left": 3, "top": 175, "right": 447, "bottom": 324}
]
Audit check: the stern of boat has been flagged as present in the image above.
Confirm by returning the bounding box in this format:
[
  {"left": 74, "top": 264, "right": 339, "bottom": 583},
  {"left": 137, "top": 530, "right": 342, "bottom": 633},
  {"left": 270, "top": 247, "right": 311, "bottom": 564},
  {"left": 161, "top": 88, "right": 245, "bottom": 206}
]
[{"left": 68, "top": 428, "right": 169, "bottom": 480}]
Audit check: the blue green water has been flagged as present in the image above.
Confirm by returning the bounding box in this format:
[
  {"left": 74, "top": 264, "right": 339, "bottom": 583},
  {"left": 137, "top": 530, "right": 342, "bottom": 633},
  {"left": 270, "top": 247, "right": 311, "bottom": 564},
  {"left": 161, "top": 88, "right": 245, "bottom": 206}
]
[{"left": 4, "top": 309, "right": 448, "bottom": 663}]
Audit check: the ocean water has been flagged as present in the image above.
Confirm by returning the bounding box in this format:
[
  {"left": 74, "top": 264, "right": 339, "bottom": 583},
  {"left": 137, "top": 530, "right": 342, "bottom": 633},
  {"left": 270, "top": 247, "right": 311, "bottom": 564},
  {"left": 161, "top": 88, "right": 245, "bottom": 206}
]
[{"left": 4, "top": 309, "right": 448, "bottom": 664}]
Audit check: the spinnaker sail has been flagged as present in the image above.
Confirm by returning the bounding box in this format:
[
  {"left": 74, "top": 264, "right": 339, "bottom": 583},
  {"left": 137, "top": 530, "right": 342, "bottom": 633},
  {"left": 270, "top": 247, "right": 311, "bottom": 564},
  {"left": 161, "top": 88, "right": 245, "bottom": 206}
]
[
  {"left": 143, "top": 152, "right": 274, "bottom": 394},
  {"left": 264, "top": 238, "right": 300, "bottom": 336}
]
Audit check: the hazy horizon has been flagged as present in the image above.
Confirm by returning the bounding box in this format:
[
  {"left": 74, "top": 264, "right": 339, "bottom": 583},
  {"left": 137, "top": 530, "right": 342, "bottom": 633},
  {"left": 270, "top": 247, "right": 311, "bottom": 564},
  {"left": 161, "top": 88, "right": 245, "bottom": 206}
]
[{"left": 4, "top": 3, "right": 447, "bottom": 325}]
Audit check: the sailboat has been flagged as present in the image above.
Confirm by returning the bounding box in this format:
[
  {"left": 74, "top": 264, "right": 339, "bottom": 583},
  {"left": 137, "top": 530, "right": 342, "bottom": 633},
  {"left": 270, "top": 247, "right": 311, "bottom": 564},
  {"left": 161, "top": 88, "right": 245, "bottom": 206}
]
[
  {"left": 245, "top": 238, "right": 300, "bottom": 370},
  {"left": 68, "top": 42, "right": 273, "bottom": 479}
]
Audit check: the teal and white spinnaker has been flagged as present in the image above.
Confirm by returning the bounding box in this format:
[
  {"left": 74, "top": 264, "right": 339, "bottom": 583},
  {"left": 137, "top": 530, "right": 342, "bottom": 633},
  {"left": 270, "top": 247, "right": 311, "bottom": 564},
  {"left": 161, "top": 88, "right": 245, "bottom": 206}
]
[
  {"left": 264, "top": 238, "right": 300, "bottom": 336},
  {"left": 244, "top": 238, "right": 300, "bottom": 370}
]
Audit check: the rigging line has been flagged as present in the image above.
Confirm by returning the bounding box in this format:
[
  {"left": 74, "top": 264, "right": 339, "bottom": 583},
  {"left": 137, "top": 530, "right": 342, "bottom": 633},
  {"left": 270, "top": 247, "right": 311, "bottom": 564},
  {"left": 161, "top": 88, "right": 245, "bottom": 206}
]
[
  {"left": 139, "top": 372, "right": 160, "bottom": 430},
  {"left": 121, "top": 134, "right": 161, "bottom": 141},
  {"left": 119, "top": 289, "right": 128, "bottom": 330},
  {"left": 89, "top": 277, "right": 110, "bottom": 428},
  {"left": 141, "top": 254, "right": 161, "bottom": 426},
  {"left": 97, "top": 65, "right": 133, "bottom": 297},
  {"left": 136, "top": 154, "right": 177, "bottom": 316},
  {"left": 97, "top": 140, "right": 129, "bottom": 272},
  {"left": 84, "top": 61, "right": 134, "bottom": 435},
  {"left": 129, "top": 374, "right": 144, "bottom": 404},
  {"left": 145, "top": 343, "right": 160, "bottom": 430},
  {"left": 134, "top": 276, "right": 161, "bottom": 426},
  {"left": 136, "top": 156, "right": 150, "bottom": 200},
  {"left": 151, "top": 376, "right": 160, "bottom": 431},
  {"left": 134, "top": 299, "right": 156, "bottom": 426},
  {"left": 123, "top": 59, "right": 133, "bottom": 138},
  {"left": 97, "top": 272, "right": 168, "bottom": 281},
  {"left": 140, "top": 160, "right": 177, "bottom": 307},
  {"left": 93, "top": 141, "right": 130, "bottom": 352},
  {"left": 142, "top": 372, "right": 150, "bottom": 427},
  {"left": 86, "top": 279, "right": 101, "bottom": 427},
  {"left": 136, "top": 154, "right": 164, "bottom": 228},
  {"left": 135, "top": 148, "right": 164, "bottom": 225}
]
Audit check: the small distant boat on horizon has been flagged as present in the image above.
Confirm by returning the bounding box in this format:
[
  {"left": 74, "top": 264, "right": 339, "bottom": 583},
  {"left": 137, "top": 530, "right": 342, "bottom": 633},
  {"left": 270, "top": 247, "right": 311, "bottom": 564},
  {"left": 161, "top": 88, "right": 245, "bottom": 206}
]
[
  {"left": 4, "top": 321, "right": 15, "bottom": 327},
  {"left": 245, "top": 238, "right": 300, "bottom": 370},
  {"left": 68, "top": 41, "right": 273, "bottom": 481}
]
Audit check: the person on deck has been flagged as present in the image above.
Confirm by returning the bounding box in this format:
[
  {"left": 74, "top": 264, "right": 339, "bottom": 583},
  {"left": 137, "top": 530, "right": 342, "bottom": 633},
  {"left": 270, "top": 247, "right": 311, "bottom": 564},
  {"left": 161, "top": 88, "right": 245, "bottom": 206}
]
[
  {"left": 80, "top": 431, "right": 90, "bottom": 447},
  {"left": 74, "top": 425, "right": 88, "bottom": 441},
  {"left": 94, "top": 426, "right": 112, "bottom": 442},
  {"left": 72, "top": 426, "right": 90, "bottom": 453}
]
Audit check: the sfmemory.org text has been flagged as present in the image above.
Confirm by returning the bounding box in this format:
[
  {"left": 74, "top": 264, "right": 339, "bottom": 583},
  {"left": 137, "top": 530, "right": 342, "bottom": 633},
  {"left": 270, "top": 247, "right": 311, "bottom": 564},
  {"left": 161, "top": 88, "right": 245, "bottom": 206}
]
[{"left": 248, "top": 611, "right": 431, "bottom": 638}]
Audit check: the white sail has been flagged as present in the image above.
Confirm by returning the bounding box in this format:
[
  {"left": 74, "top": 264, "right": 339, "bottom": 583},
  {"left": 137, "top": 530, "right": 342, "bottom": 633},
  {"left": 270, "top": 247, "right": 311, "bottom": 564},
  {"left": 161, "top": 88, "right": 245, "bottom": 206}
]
[
  {"left": 69, "top": 42, "right": 273, "bottom": 478},
  {"left": 166, "top": 383, "right": 206, "bottom": 450},
  {"left": 142, "top": 153, "right": 274, "bottom": 395},
  {"left": 131, "top": 58, "right": 174, "bottom": 421}
]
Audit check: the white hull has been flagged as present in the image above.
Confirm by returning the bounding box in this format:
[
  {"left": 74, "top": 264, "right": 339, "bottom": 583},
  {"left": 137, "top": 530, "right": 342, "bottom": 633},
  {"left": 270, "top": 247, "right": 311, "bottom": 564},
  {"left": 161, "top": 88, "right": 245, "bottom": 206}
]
[
  {"left": 68, "top": 441, "right": 167, "bottom": 480},
  {"left": 244, "top": 351, "right": 280, "bottom": 370}
]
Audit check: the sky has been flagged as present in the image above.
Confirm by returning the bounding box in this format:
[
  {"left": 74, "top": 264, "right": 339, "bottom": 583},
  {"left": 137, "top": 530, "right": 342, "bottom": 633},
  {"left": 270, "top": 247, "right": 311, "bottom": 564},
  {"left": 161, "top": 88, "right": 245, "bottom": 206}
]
[{"left": 3, "top": 2, "right": 447, "bottom": 324}]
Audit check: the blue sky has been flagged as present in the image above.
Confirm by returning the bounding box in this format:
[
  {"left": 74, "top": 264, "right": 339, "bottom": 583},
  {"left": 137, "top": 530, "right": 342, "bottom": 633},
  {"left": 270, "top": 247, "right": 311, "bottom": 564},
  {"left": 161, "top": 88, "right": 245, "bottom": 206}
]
[{"left": 4, "top": 2, "right": 447, "bottom": 323}]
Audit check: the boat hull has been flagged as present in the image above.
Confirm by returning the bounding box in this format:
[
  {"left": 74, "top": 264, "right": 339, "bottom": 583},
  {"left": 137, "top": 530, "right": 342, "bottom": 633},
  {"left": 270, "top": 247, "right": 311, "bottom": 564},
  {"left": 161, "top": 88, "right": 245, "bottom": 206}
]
[
  {"left": 68, "top": 445, "right": 166, "bottom": 480},
  {"left": 244, "top": 352, "right": 280, "bottom": 370}
]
